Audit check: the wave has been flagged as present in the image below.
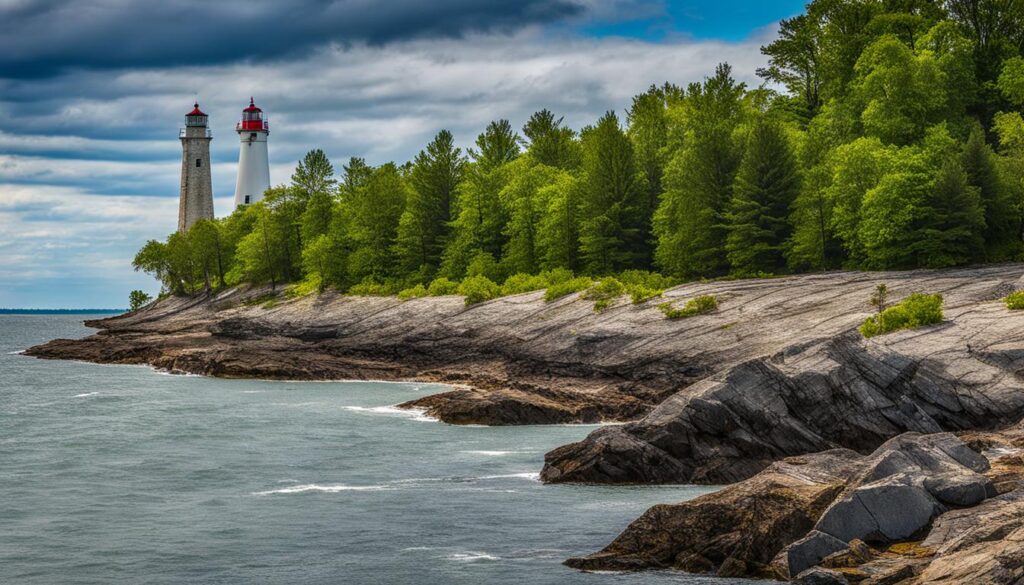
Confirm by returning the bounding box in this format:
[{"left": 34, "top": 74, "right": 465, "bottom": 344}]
[
  {"left": 474, "top": 472, "right": 540, "bottom": 481},
  {"left": 445, "top": 551, "right": 499, "bottom": 562},
  {"left": 253, "top": 483, "right": 393, "bottom": 496},
  {"left": 6, "top": 350, "right": 25, "bottom": 355},
  {"left": 460, "top": 450, "right": 533, "bottom": 456},
  {"left": 342, "top": 405, "right": 437, "bottom": 423},
  {"left": 73, "top": 392, "right": 99, "bottom": 398}
]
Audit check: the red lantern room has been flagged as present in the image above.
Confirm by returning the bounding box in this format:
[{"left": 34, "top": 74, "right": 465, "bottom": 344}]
[
  {"left": 237, "top": 97, "right": 269, "bottom": 132},
  {"left": 185, "top": 102, "right": 208, "bottom": 127}
]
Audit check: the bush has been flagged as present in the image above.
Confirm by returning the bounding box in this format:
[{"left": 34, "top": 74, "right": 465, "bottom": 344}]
[
  {"left": 544, "top": 277, "right": 593, "bottom": 302},
  {"left": 458, "top": 275, "right": 500, "bottom": 306},
  {"left": 501, "top": 273, "right": 548, "bottom": 296},
  {"left": 128, "top": 289, "right": 152, "bottom": 311},
  {"left": 629, "top": 285, "right": 663, "bottom": 305},
  {"left": 286, "top": 275, "right": 322, "bottom": 298},
  {"left": 539, "top": 267, "right": 575, "bottom": 286},
  {"left": 859, "top": 293, "right": 943, "bottom": 338},
  {"left": 582, "top": 277, "right": 626, "bottom": 312},
  {"left": 466, "top": 251, "right": 505, "bottom": 283},
  {"left": 617, "top": 270, "right": 675, "bottom": 291},
  {"left": 398, "top": 284, "right": 429, "bottom": 301},
  {"left": 1006, "top": 291, "right": 1024, "bottom": 310},
  {"left": 659, "top": 295, "right": 718, "bottom": 319},
  {"left": 427, "top": 277, "right": 460, "bottom": 296},
  {"left": 348, "top": 280, "right": 392, "bottom": 296}
]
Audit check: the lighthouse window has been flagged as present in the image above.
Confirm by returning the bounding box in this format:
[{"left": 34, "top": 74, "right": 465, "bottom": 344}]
[
  {"left": 244, "top": 195, "right": 251, "bottom": 204},
  {"left": 195, "top": 158, "right": 201, "bottom": 167}
]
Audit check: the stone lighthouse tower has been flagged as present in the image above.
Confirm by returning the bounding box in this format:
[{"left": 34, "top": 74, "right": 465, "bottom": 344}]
[
  {"left": 233, "top": 97, "right": 271, "bottom": 207},
  {"left": 178, "top": 103, "right": 215, "bottom": 232}
]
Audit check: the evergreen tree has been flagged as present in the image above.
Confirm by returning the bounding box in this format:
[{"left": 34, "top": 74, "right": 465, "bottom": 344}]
[
  {"left": 396, "top": 130, "right": 466, "bottom": 276},
  {"left": 578, "top": 111, "right": 646, "bottom": 274},
  {"left": 347, "top": 163, "right": 409, "bottom": 282},
  {"left": 522, "top": 110, "right": 580, "bottom": 169},
  {"left": 962, "top": 124, "right": 1016, "bottom": 258},
  {"left": 725, "top": 119, "right": 801, "bottom": 275},
  {"left": 654, "top": 64, "right": 746, "bottom": 277},
  {"left": 291, "top": 149, "right": 337, "bottom": 199}
]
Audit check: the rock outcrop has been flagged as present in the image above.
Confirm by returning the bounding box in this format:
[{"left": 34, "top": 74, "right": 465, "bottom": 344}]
[{"left": 566, "top": 431, "right": 1024, "bottom": 583}]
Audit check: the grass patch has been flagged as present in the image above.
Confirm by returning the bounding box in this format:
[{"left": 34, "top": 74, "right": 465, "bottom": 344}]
[
  {"left": 658, "top": 295, "right": 718, "bottom": 319},
  {"left": 859, "top": 293, "right": 943, "bottom": 338},
  {"left": 544, "top": 277, "right": 593, "bottom": 302},
  {"left": 1006, "top": 291, "right": 1024, "bottom": 310},
  {"left": 582, "top": 277, "right": 626, "bottom": 312},
  {"left": 347, "top": 281, "right": 392, "bottom": 296}
]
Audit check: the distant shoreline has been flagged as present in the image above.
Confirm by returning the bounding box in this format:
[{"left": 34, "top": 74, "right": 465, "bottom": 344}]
[{"left": 0, "top": 309, "right": 124, "bottom": 315}]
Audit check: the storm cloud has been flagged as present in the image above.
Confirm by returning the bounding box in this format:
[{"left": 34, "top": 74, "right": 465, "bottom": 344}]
[{"left": 0, "top": 0, "right": 585, "bottom": 77}]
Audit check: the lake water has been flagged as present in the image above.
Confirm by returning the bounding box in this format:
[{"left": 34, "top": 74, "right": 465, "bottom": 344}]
[{"left": 1, "top": 314, "right": 756, "bottom": 584}]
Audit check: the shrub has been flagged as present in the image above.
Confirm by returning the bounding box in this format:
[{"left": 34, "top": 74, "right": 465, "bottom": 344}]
[
  {"left": 859, "top": 293, "right": 943, "bottom": 338},
  {"left": 544, "top": 277, "right": 593, "bottom": 302},
  {"left": 582, "top": 277, "right": 626, "bottom": 312},
  {"left": 501, "top": 273, "right": 549, "bottom": 296},
  {"left": 539, "top": 267, "right": 574, "bottom": 286},
  {"left": 458, "top": 275, "right": 500, "bottom": 306},
  {"left": 128, "top": 289, "right": 152, "bottom": 311},
  {"left": 398, "top": 284, "right": 429, "bottom": 301},
  {"left": 348, "top": 280, "right": 391, "bottom": 296},
  {"left": 618, "top": 270, "right": 675, "bottom": 291},
  {"left": 629, "top": 286, "right": 663, "bottom": 305},
  {"left": 427, "top": 277, "right": 460, "bottom": 296},
  {"left": 659, "top": 295, "right": 718, "bottom": 319},
  {"left": 286, "top": 275, "right": 322, "bottom": 298},
  {"left": 466, "top": 251, "right": 504, "bottom": 283},
  {"left": 1006, "top": 291, "right": 1024, "bottom": 310}
]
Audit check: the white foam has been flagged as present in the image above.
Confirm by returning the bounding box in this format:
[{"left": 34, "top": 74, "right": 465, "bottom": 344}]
[
  {"left": 240, "top": 390, "right": 266, "bottom": 394},
  {"left": 474, "top": 472, "right": 540, "bottom": 481},
  {"left": 342, "top": 405, "right": 437, "bottom": 423},
  {"left": 461, "top": 450, "right": 533, "bottom": 456},
  {"left": 73, "top": 392, "right": 99, "bottom": 398},
  {"left": 445, "top": 551, "right": 499, "bottom": 562},
  {"left": 253, "top": 483, "right": 392, "bottom": 496},
  {"left": 6, "top": 350, "right": 25, "bottom": 355}
]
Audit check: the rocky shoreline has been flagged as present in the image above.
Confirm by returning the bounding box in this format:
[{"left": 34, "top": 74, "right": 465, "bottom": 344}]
[{"left": 25, "top": 264, "right": 1024, "bottom": 583}]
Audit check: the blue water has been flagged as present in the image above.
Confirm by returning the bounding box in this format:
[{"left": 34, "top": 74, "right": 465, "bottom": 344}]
[{"left": 0, "top": 315, "right": 756, "bottom": 584}]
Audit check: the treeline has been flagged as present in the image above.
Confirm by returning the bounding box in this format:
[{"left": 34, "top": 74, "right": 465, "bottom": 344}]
[{"left": 136, "top": 0, "right": 1024, "bottom": 298}]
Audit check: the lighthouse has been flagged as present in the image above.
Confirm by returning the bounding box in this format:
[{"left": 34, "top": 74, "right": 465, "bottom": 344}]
[
  {"left": 233, "top": 97, "right": 271, "bottom": 207},
  {"left": 178, "top": 103, "right": 214, "bottom": 232}
]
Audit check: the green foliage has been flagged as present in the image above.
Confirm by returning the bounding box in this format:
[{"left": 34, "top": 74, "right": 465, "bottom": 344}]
[
  {"left": 581, "top": 277, "right": 626, "bottom": 312},
  {"left": 501, "top": 273, "right": 548, "bottom": 296},
  {"left": 859, "top": 293, "right": 944, "bottom": 338},
  {"left": 128, "top": 290, "right": 152, "bottom": 311},
  {"left": 426, "top": 277, "right": 461, "bottom": 296},
  {"left": 1005, "top": 291, "right": 1024, "bottom": 310},
  {"left": 659, "top": 295, "right": 719, "bottom": 319},
  {"left": 543, "top": 277, "right": 593, "bottom": 302},
  {"left": 347, "top": 280, "right": 393, "bottom": 296},
  {"left": 398, "top": 284, "right": 429, "bottom": 301},
  {"left": 457, "top": 275, "right": 500, "bottom": 306}
]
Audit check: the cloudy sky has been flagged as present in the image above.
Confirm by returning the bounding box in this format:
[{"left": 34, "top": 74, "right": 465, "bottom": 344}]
[{"left": 0, "top": 0, "right": 805, "bottom": 308}]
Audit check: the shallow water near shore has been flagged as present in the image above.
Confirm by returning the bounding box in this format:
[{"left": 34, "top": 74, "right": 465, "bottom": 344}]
[{"left": 1, "top": 315, "right": 760, "bottom": 584}]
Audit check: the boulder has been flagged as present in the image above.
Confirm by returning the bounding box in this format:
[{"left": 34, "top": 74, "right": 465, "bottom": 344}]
[
  {"left": 774, "top": 530, "right": 851, "bottom": 578},
  {"left": 795, "top": 567, "right": 850, "bottom": 584},
  {"left": 815, "top": 477, "right": 943, "bottom": 543}
]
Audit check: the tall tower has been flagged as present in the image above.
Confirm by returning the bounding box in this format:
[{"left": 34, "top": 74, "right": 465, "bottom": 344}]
[
  {"left": 233, "top": 97, "right": 271, "bottom": 207},
  {"left": 178, "top": 103, "right": 214, "bottom": 232}
]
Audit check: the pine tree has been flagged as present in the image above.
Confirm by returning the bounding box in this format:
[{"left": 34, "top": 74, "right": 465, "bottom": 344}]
[
  {"left": 291, "top": 149, "right": 336, "bottom": 200},
  {"left": 962, "top": 124, "right": 1016, "bottom": 259},
  {"left": 522, "top": 110, "right": 580, "bottom": 169},
  {"left": 578, "top": 111, "right": 646, "bottom": 274},
  {"left": 726, "top": 119, "right": 801, "bottom": 275},
  {"left": 396, "top": 130, "right": 466, "bottom": 276}
]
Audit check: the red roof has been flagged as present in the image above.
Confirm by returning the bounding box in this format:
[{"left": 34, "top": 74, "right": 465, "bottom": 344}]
[
  {"left": 243, "top": 96, "right": 262, "bottom": 113},
  {"left": 187, "top": 102, "right": 207, "bottom": 116}
]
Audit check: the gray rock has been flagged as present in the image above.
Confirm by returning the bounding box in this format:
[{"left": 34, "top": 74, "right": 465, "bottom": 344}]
[
  {"left": 924, "top": 473, "right": 995, "bottom": 507},
  {"left": 795, "top": 567, "right": 850, "bottom": 585},
  {"left": 776, "top": 530, "right": 850, "bottom": 578},
  {"left": 816, "top": 477, "right": 943, "bottom": 542}
]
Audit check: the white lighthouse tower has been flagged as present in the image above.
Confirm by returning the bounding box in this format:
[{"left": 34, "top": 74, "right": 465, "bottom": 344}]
[{"left": 233, "top": 97, "right": 271, "bottom": 207}]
